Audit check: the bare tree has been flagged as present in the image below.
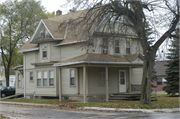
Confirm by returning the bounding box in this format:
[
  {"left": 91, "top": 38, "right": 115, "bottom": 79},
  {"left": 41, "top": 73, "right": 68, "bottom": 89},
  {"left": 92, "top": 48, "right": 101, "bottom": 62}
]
[{"left": 62, "top": 0, "right": 179, "bottom": 105}]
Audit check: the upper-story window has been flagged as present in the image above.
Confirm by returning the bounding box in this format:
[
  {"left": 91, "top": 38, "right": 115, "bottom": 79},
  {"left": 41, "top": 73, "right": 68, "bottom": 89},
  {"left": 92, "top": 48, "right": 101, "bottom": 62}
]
[
  {"left": 115, "top": 39, "right": 120, "bottom": 54},
  {"left": 126, "top": 40, "right": 130, "bottom": 54},
  {"left": 111, "top": 14, "right": 124, "bottom": 23},
  {"left": 102, "top": 36, "right": 108, "bottom": 54},
  {"left": 42, "top": 43, "right": 47, "bottom": 58}
]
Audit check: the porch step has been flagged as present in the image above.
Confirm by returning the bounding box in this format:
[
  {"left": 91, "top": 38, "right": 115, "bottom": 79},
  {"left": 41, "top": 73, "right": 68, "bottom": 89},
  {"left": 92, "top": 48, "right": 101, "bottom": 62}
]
[{"left": 109, "top": 93, "right": 141, "bottom": 101}]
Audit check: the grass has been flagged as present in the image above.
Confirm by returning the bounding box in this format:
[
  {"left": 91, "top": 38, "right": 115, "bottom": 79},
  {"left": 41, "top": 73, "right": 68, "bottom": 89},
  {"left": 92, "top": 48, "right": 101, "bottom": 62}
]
[
  {"left": 1, "top": 99, "right": 60, "bottom": 104},
  {"left": 1, "top": 94, "right": 179, "bottom": 109}
]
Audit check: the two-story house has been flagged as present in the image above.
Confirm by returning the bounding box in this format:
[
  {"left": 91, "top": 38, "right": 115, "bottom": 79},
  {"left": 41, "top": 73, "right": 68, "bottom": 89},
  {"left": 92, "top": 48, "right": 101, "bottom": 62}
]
[{"left": 13, "top": 9, "right": 144, "bottom": 102}]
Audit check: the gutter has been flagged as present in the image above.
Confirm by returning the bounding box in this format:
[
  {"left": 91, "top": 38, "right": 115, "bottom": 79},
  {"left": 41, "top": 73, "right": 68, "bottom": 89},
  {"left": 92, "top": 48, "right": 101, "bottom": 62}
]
[
  {"left": 54, "top": 40, "right": 86, "bottom": 46},
  {"left": 53, "top": 61, "right": 143, "bottom": 67},
  {"left": 12, "top": 65, "right": 23, "bottom": 70},
  {"left": 18, "top": 48, "right": 39, "bottom": 53},
  {"left": 23, "top": 54, "right": 26, "bottom": 98}
]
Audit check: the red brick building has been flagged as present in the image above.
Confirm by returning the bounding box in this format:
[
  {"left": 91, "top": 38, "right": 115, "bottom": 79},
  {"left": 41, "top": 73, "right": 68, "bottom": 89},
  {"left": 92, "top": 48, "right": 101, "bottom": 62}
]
[{"left": 152, "top": 61, "right": 168, "bottom": 94}]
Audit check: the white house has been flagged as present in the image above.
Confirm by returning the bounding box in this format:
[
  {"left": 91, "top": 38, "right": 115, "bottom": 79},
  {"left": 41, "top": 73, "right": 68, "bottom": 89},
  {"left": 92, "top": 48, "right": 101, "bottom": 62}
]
[{"left": 13, "top": 9, "right": 144, "bottom": 102}]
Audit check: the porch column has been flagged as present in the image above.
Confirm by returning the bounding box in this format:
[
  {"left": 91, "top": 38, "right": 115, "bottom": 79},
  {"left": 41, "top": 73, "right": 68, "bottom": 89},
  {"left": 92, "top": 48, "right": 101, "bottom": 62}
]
[
  {"left": 129, "top": 67, "right": 132, "bottom": 93},
  {"left": 83, "top": 65, "right": 86, "bottom": 103},
  {"left": 106, "top": 67, "right": 109, "bottom": 102},
  {"left": 59, "top": 68, "right": 62, "bottom": 101}
]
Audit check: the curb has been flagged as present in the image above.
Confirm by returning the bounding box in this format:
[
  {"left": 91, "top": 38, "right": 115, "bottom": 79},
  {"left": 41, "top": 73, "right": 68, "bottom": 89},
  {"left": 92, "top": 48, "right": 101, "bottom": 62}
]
[
  {"left": 1, "top": 101, "right": 180, "bottom": 113},
  {"left": 79, "top": 107, "right": 180, "bottom": 113}
]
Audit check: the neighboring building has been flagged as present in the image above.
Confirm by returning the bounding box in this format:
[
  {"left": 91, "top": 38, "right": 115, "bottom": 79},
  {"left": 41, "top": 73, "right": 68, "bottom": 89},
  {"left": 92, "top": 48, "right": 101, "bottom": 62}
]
[
  {"left": 152, "top": 61, "right": 167, "bottom": 94},
  {"left": 9, "top": 75, "right": 16, "bottom": 87},
  {"left": 0, "top": 56, "right": 16, "bottom": 88},
  {"left": 0, "top": 68, "right": 15, "bottom": 88},
  {"left": 13, "top": 9, "right": 144, "bottom": 102}
]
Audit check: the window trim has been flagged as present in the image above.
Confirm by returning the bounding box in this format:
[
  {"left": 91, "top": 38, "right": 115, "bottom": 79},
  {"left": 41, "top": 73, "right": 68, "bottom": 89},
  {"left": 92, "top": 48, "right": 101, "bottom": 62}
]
[
  {"left": 43, "top": 70, "right": 48, "bottom": 86},
  {"left": 115, "top": 39, "right": 120, "bottom": 54},
  {"left": 70, "top": 69, "right": 76, "bottom": 87},
  {"left": 102, "top": 36, "right": 108, "bottom": 54},
  {"left": 42, "top": 43, "right": 47, "bottom": 59},
  {"left": 126, "top": 39, "right": 131, "bottom": 54},
  {"left": 37, "top": 71, "right": 42, "bottom": 86},
  {"left": 49, "top": 70, "right": 54, "bottom": 86},
  {"left": 30, "top": 72, "right": 33, "bottom": 81},
  {"left": 18, "top": 74, "right": 21, "bottom": 88}
]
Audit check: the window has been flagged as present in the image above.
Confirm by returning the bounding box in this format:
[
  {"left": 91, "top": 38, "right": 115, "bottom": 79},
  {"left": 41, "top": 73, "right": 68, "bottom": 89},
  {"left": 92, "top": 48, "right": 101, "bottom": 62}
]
[
  {"left": 0, "top": 80, "right": 2, "bottom": 86},
  {"left": 49, "top": 70, "right": 54, "bottom": 86},
  {"left": 99, "top": 68, "right": 105, "bottom": 85},
  {"left": 111, "top": 14, "right": 124, "bottom": 23},
  {"left": 70, "top": 69, "right": 75, "bottom": 86},
  {"left": 102, "top": 36, "right": 108, "bottom": 54},
  {"left": 115, "top": 39, "right": 120, "bottom": 54},
  {"left": 157, "top": 78, "right": 162, "bottom": 85},
  {"left": 42, "top": 43, "right": 47, "bottom": 58},
  {"left": 30, "top": 72, "right": 33, "bottom": 81},
  {"left": 43, "top": 71, "right": 47, "bottom": 86},
  {"left": 37, "top": 71, "right": 41, "bottom": 86},
  {"left": 18, "top": 74, "right": 21, "bottom": 87},
  {"left": 126, "top": 40, "right": 130, "bottom": 54}
]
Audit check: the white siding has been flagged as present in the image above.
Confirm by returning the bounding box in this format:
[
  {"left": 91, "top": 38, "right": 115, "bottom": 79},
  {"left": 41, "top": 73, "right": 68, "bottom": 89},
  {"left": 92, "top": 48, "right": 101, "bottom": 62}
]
[
  {"left": 61, "top": 68, "right": 78, "bottom": 95},
  {"left": 15, "top": 71, "right": 24, "bottom": 94},
  {"left": 131, "top": 68, "right": 143, "bottom": 85},
  {"left": 25, "top": 52, "right": 35, "bottom": 69},
  {"left": 25, "top": 67, "right": 57, "bottom": 96},
  {"left": 60, "top": 43, "right": 86, "bottom": 61},
  {"left": 50, "top": 42, "right": 61, "bottom": 61}
]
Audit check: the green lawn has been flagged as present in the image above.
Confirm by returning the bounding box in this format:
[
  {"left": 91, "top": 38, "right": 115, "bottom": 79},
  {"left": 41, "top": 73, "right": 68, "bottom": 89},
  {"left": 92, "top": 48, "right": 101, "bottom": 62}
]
[{"left": 1, "top": 94, "right": 179, "bottom": 109}]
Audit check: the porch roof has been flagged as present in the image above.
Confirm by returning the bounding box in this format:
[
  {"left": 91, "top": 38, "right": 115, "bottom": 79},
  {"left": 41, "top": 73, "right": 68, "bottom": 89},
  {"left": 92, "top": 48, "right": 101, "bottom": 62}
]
[{"left": 53, "top": 54, "right": 143, "bottom": 67}]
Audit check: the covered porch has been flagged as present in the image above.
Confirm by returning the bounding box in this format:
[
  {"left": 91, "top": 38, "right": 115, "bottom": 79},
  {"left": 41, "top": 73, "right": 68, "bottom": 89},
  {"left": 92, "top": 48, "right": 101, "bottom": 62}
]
[{"left": 54, "top": 54, "right": 143, "bottom": 103}]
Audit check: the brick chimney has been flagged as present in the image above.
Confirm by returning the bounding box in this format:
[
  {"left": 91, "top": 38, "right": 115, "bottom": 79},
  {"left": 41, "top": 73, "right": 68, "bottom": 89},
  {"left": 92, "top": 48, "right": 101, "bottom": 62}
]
[{"left": 56, "top": 10, "right": 62, "bottom": 16}]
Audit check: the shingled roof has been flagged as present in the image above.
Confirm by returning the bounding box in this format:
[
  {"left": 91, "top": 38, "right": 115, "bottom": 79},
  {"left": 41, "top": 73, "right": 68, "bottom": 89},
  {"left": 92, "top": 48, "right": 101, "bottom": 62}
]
[
  {"left": 54, "top": 54, "right": 143, "bottom": 66},
  {"left": 19, "top": 9, "right": 90, "bottom": 52},
  {"left": 154, "top": 61, "right": 168, "bottom": 76}
]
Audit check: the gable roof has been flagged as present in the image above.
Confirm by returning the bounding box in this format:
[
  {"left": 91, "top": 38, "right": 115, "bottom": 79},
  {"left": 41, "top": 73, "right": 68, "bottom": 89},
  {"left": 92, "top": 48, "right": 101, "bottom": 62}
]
[
  {"left": 19, "top": 8, "right": 137, "bottom": 52},
  {"left": 19, "top": 37, "right": 39, "bottom": 52},
  {"left": 31, "top": 20, "right": 65, "bottom": 43},
  {"left": 154, "top": 61, "right": 168, "bottom": 76},
  {"left": 19, "top": 9, "right": 90, "bottom": 52},
  {"left": 53, "top": 54, "right": 143, "bottom": 67}
]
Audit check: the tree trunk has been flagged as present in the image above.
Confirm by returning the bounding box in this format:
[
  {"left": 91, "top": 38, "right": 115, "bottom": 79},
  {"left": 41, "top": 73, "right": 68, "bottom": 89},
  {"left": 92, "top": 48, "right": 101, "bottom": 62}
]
[
  {"left": 140, "top": 53, "right": 155, "bottom": 105},
  {"left": 5, "top": 68, "right": 10, "bottom": 87}
]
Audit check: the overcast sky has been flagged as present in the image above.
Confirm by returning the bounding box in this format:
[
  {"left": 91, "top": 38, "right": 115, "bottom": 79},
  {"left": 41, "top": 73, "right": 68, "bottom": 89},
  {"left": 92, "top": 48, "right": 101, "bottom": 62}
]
[
  {"left": 0, "top": 0, "right": 69, "bottom": 14},
  {"left": 39, "top": 0, "right": 69, "bottom": 14}
]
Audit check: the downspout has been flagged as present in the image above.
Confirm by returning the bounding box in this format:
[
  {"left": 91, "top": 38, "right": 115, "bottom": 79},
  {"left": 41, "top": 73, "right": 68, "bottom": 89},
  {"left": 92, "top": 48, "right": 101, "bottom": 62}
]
[{"left": 23, "top": 53, "right": 26, "bottom": 98}]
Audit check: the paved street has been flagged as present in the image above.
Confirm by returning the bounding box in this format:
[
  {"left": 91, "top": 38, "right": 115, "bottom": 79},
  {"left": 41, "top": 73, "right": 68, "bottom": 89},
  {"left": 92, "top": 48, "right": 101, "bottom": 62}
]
[{"left": 0, "top": 103, "right": 180, "bottom": 119}]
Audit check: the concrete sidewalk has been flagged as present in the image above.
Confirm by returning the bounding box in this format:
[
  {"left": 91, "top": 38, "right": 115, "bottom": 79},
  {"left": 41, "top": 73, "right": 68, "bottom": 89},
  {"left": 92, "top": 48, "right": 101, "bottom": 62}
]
[
  {"left": 79, "top": 106, "right": 180, "bottom": 113},
  {"left": 0, "top": 101, "right": 180, "bottom": 113}
]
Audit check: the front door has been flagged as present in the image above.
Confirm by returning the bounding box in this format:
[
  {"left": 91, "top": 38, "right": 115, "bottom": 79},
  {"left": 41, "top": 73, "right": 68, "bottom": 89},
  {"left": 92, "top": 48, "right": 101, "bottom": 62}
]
[{"left": 119, "top": 70, "right": 126, "bottom": 92}]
